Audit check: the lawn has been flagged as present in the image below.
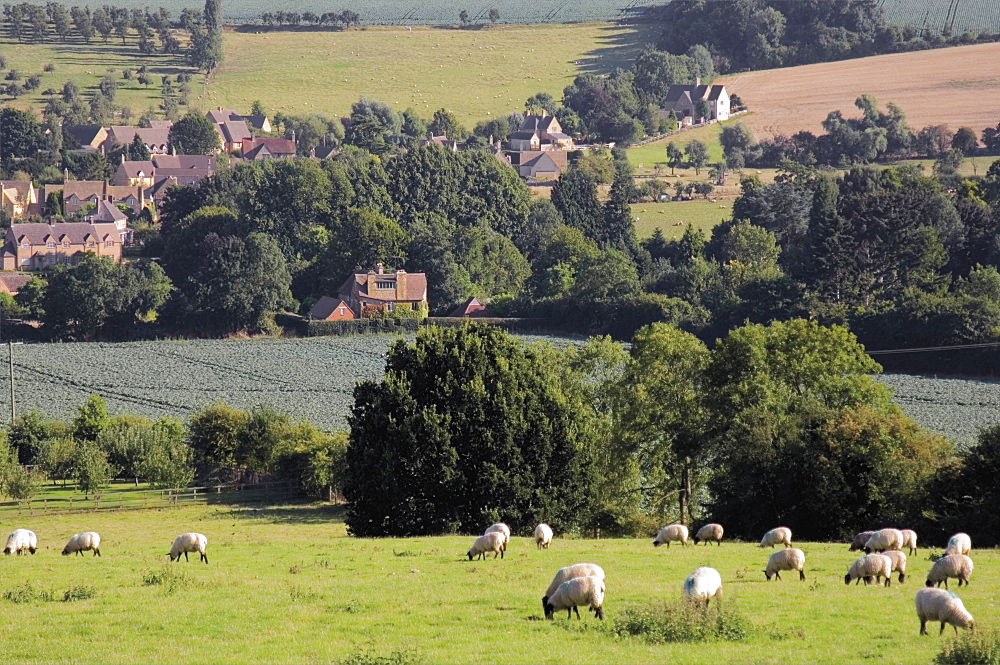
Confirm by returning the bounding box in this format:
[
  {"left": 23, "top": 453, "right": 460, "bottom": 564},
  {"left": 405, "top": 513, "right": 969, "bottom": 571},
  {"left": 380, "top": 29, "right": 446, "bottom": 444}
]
[
  {"left": 203, "top": 22, "right": 657, "bottom": 124},
  {"left": 0, "top": 501, "right": 987, "bottom": 664},
  {"left": 627, "top": 116, "right": 751, "bottom": 174},
  {"left": 632, "top": 199, "right": 733, "bottom": 241}
]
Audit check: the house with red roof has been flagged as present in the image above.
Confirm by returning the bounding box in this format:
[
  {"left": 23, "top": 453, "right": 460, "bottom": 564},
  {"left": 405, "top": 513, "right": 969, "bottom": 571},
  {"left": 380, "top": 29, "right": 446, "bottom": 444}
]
[
  {"left": 447, "top": 297, "right": 494, "bottom": 318},
  {"left": 308, "top": 296, "right": 356, "bottom": 321},
  {"left": 337, "top": 265, "right": 428, "bottom": 318}
]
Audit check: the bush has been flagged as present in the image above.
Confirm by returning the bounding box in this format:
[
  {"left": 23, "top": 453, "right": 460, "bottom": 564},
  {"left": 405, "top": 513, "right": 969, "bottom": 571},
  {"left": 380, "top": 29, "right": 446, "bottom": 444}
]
[
  {"left": 936, "top": 631, "right": 1000, "bottom": 665},
  {"left": 62, "top": 586, "right": 97, "bottom": 602},
  {"left": 304, "top": 318, "right": 420, "bottom": 337},
  {"left": 3, "top": 583, "right": 56, "bottom": 603},
  {"left": 339, "top": 649, "right": 423, "bottom": 665},
  {"left": 611, "top": 600, "right": 753, "bottom": 643}
]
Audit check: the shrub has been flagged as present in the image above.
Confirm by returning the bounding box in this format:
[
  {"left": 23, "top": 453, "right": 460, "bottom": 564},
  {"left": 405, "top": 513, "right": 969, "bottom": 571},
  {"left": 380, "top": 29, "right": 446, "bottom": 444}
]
[
  {"left": 611, "top": 600, "right": 753, "bottom": 643},
  {"left": 62, "top": 586, "right": 97, "bottom": 602},
  {"left": 339, "top": 649, "right": 423, "bottom": 665},
  {"left": 3, "top": 583, "right": 55, "bottom": 603},
  {"left": 936, "top": 631, "right": 1000, "bottom": 665}
]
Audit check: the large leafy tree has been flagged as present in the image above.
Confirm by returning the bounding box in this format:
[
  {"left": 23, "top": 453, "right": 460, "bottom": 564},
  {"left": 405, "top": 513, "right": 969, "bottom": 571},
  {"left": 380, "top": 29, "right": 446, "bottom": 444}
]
[
  {"left": 168, "top": 111, "right": 221, "bottom": 154},
  {"left": 345, "top": 324, "right": 596, "bottom": 536}
]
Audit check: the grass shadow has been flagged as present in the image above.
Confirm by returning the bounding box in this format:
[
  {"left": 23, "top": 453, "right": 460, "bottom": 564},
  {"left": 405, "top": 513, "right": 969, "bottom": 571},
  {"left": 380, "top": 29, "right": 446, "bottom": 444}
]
[{"left": 575, "top": 20, "right": 662, "bottom": 75}]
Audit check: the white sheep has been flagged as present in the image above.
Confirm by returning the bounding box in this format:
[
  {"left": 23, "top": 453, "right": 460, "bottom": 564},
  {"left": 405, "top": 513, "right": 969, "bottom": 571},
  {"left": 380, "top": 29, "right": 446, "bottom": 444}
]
[
  {"left": 169, "top": 533, "right": 208, "bottom": 563},
  {"left": 915, "top": 587, "right": 975, "bottom": 635},
  {"left": 467, "top": 531, "right": 505, "bottom": 560},
  {"left": 845, "top": 553, "right": 893, "bottom": 587},
  {"left": 484, "top": 523, "right": 510, "bottom": 551},
  {"left": 542, "top": 563, "right": 606, "bottom": 613},
  {"left": 849, "top": 530, "right": 876, "bottom": 552},
  {"left": 653, "top": 524, "right": 688, "bottom": 547},
  {"left": 864, "top": 528, "right": 904, "bottom": 553},
  {"left": 945, "top": 532, "right": 971, "bottom": 556},
  {"left": 900, "top": 529, "right": 918, "bottom": 555},
  {"left": 3, "top": 529, "right": 37, "bottom": 555},
  {"left": 544, "top": 575, "right": 605, "bottom": 620},
  {"left": 684, "top": 566, "right": 723, "bottom": 605},
  {"left": 764, "top": 547, "right": 806, "bottom": 581},
  {"left": 759, "top": 526, "right": 792, "bottom": 548},
  {"left": 882, "top": 549, "right": 907, "bottom": 583},
  {"left": 62, "top": 532, "right": 101, "bottom": 557},
  {"left": 927, "top": 554, "right": 974, "bottom": 588},
  {"left": 533, "top": 523, "right": 553, "bottom": 550},
  {"left": 693, "top": 523, "right": 724, "bottom": 546}
]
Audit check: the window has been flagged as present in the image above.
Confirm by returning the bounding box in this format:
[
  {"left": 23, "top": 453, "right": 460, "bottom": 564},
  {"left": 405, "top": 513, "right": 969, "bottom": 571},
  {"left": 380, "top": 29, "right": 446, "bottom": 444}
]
[
  {"left": 20, "top": 242, "right": 29, "bottom": 249},
  {"left": 62, "top": 241, "right": 70, "bottom": 248},
  {"left": 375, "top": 281, "right": 394, "bottom": 290},
  {"left": 46, "top": 242, "right": 55, "bottom": 248},
  {"left": 46, "top": 255, "right": 56, "bottom": 265},
  {"left": 387, "top": 302, "right": 394, "bottom": 312},
  {"left": 87, "top": 241, "right": 94, "bottom": 247},
  {"left": 338, "top": 307, "right": 345, "bottom": 316},
  {"left": 20, "top": 258, "right": 30, "bottom": 266},
  {"left": 106, "top": 241, "right": 115, "bottom": 247},
  {"left": 69, "top": 195, "right": 78, "bottom": 204}
]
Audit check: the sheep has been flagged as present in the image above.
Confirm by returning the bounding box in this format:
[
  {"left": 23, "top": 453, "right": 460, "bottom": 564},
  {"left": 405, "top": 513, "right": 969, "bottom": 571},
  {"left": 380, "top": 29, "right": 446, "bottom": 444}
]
[
  {"left": 759, "top": 526, "right": 792, "bottom": 549},
  {"left": 467, "top": 532, "right": 505, "bottom": 561},
  {"left": 764, "top": 547, "right": 806, "bottom": 581},
  {"left": 544, "top": 575, "right": 605, "bottom": 620},
  {"left": 684, "top": 566, "right": 723, "bottom": 606},
  {"left": 653, "top": 524, "right": 688, "bottom": 547},
  {"left": 927, "top": 554, "right": 974, "bottom": 588},
  {"left": 901, "top": 529, "right": 918, "bottom": 555},
  {"left": 169, "top": 533, "right": 208, "bottom": 563},
  {"left": 945, "top": 532, "right": 971, "bottom": 556},
  {"left": 845, "top": 553, "right": 893, "bottom": 587},
  {"left": 3, "top": 529, "right": 37, "bottom": 555},
  {"left": 882, "top": 549, "right": 907, "bottom": 583},
  {"left": 62, "top": 532, "right": 101, "bottom": 557},
  {"left": 693, "top": 523, "right": 724, "bottom": 546},
  {"left": 849, "top": 530, "right": 876, "bottom": 552},
  {"left": 864, "top": 528, "right": 904, "bottom": 553},
  {"left": 484, "top": 523, "right": 510, "bottom": 551},
  {"left": 915, "top": 587, "right": 975, "bottom": 635},
  {"left": 542, "top": 563, "right": 605, "bottom": 613},
  {"left": 534, "top": 523, "right": 553, "bottom": 550}
]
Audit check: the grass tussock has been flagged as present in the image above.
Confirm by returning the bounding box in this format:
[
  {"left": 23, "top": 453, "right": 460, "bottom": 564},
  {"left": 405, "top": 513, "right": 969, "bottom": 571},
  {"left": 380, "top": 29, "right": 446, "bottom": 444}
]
[
  {"left": 936, "top": 631, "right": 1000, "bottom": 665},
  {"left": 338, "top": 648, "right": 423, "bottom": 665},
  {"left": 142, "top": 567, "right": 193, "bottom": 594},
  {"left": 611, "top": 599, "right": 753, "bottom": 643},
  {"left": 4, "top": 583, "right": 96, "bottom": 603}
]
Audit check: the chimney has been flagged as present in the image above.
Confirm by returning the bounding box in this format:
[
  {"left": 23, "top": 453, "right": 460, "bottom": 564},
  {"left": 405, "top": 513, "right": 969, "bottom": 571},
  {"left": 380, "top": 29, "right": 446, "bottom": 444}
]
[
  {"left": 695, "top": 77, "right": 701, "bottom": 86},
  {"left": 396, "top": 269, "right": 406, "bottom": 298},
  {"left": 376, "top": 263, "right": 384, "bottom": 275}
]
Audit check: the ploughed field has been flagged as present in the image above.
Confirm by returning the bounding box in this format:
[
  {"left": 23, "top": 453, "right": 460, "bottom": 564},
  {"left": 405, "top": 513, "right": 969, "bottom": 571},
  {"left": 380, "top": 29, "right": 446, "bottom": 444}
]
[{"left": 0, "top": 502, "right": 992, "bottom": 664}]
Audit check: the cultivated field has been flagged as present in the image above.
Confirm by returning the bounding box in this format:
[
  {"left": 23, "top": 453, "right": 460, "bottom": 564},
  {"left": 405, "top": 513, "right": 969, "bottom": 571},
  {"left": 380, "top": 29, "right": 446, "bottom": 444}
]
[
  {"left": 203, "top": 22, "right": 656, "bottom": 123},
  {"left": 720, "top": 42, "right": 1000, "bottom": 142},
  {"left": 882, "top": 0, "right": 1000, "bottom": 34},
  {"left": 0, "top": 501, "right": 991, "bottom": 664}
]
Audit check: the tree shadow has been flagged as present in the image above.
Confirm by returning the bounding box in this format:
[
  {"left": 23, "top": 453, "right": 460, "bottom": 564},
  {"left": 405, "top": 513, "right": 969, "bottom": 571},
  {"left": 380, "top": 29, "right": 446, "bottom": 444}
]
[
  {"left": 575, "top": 21, "right": 662, "bottom": 75},
  {"left": 215, "top": 502, "right": 348, "bottom": 525}
]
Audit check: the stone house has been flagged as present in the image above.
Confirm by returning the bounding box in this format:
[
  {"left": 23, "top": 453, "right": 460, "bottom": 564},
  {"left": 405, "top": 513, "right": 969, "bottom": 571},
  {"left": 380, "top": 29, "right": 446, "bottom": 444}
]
[
  {"left": 508, "top": 114, "right": 575, "bottom": 151},
  {"left": 0, "top": 181, "right": 39, "bottom": 218},
  {"left": 45, "top": 181, "right": 146, "bottom": 217},
  {"left": 664, "top": 80, "right": 730, "bottom": 125},
  {"left": 242, "top": 138, "right": 297, "bottom": 160},
  {"left": 64, "top": 125, "right": 109, "bottom": 152},
  {"left": 2, "top": 222, "right": 122, "bottom": 271},
  {"left": 337, "top": 266, "right": 428, "bottom": 318},
  {"left": 511, "top": 150, "right": 567, "bottom": 180},
  {"left": 102, "top": 125, "right": 171, "bottom": 155}
]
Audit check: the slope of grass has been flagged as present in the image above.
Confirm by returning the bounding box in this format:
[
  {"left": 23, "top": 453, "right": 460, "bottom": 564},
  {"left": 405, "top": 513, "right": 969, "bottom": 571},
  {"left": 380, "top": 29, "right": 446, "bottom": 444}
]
[
  {"left": 632, "top": 199, "right": 732, "bottom": 241},
  {"left": 0, "top": 502, "right": 987, "bottom": 664},
  {"left": 627, "top": 116, "right": 752, "bottom": 174}
]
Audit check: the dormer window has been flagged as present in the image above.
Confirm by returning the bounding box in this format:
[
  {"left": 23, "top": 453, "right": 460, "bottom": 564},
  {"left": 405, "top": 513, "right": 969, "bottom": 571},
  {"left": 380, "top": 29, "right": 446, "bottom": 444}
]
[
  {"left": 87, "top": 241, "right": 94, "bottom": 247},
  {"left": 62, "top": 241, "right": 70, "bottom": 248},
  {"left": 375, "top": 281, "right": 394, "bottom": 290},
  {"left": 20, "top": 242, "right": 29, "bottom": 249},
  {"left": 46, "top": 242, "right": 55, "bottom": 248},
  {"left": 69, "top": 195, "right": 79, "bottom": 204},
  {"left": 106, "top": 240, "right": 115, "bottom": 247}
]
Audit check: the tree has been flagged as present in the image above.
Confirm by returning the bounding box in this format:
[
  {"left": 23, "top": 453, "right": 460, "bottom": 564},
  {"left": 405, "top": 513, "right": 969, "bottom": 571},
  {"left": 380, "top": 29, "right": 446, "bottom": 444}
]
[
  {"left": 128, "top": 133, "right": 151, "bottom": 161},
  {"left": 666, "top": 142, "right": 684, "bottom": 175},
  {"left": 345, "top": 324, "right": 596, "bottom": 536},
  {"left": 138, "top": 422, "right": 195, "bottom": 489},
  {"left": 458, "top": 9, "right": 469, "bottom": 24},
  {"left": 720, "top": 122, "right": 754, "bottom": 166},
  {"left": 550, "top": 168, "right": 603, "bottom": 242},
  {"left": 952, "top": 127, "right": 978, "bottom": 155},
  {"left": 429, "top": 108, "right": 465, "bottom": 140},
  {"left": 168, "top": 112, "right": 220, "bottom": 154},
  {"left": 71, "top": 6, "right": 95, "bottom": 42},
  {"left": 72, "top": 394, "right": 110, "bottom": 443},
  {"left": 72, "top": 442, "right": 114, "bottom": 498},
  {"left": 0, "top": 108, "right": 44, "bottom": 168},
  {"left": 488, "top": 8, "right": 500, "bottom": 23},
  {"left": 274, "top": 427, "right": 348, "bottom": 500},
  {"left": 186, "top": 402, "right": 248, "bottom": 471},
  {"left": 685, "top": 140, "right": 708, "bottom": 175}
]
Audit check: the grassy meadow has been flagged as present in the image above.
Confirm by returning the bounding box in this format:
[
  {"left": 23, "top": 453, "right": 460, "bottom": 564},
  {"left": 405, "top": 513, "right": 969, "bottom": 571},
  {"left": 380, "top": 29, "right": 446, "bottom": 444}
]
[
  {"left": 631, "top": 199, "right": 733, "bottom": 241},
  {"left": 0, "top": 501, "right": 992, "bottom": 664}
]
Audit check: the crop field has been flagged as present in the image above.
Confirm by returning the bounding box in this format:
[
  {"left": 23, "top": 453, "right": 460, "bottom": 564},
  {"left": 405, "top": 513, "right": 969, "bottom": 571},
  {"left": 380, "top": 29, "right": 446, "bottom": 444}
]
[
  {"left": 882, "top": 0, "right": 1000, "bottom": 35},
  {"left": 0, "top": 501, "right": 992, "bottom": 664},
  {"left": 204, "top": 21, "right": 655, "bottom": 123},
  {"left": 879, "top": 373, "right": 1000, "bottom": 448},
  {"left": 720, "top": 42, "right": 1000, "bottom": 142}
]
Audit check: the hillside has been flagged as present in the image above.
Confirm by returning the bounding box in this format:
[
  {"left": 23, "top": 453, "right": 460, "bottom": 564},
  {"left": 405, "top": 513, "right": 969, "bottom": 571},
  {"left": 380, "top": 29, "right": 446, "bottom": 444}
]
[{"left": 721, "top": 41, "right": 1000, "bottom": 141}]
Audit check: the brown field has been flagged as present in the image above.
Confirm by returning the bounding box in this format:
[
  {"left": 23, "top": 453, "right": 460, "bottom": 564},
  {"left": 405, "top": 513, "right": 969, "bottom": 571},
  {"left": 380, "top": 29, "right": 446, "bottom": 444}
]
[{"left": 721, "top": 42, "right": 1000, "bottom": 141}]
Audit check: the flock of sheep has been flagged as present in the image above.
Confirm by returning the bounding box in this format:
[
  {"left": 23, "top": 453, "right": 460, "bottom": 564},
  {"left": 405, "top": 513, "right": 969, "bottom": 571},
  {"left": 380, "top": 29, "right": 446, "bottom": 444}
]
[
  {"left": 2, "top": 528, "right": 208, "bottom": 562},
  {"left": 470, "top": 521, "right": 981, "bottom": 636}
]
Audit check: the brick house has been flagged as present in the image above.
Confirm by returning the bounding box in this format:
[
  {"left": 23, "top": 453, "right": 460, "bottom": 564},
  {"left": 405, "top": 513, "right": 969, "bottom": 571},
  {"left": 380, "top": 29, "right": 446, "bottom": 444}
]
[
  {"left": 447, "top": 296, "right": 493, "bottom": 318},
  {"left": 664, "top": 80, "right": 730, "bottom": 125},
  {"left": 308, "top": 296, "right": 356, "bottom": 321},
  {"left": 0, "top": 273, "right": 32, "bottom": 295},
  {"left": 242, "top": 138, "right": 297, "bottom": 160},
  {"left": 45, "top": 181, "right": 146, "bottom": 217},
  {"left": 113, "top": 161, "right": 156, "bottom": 187},
  {"left": 338, "top": 266, "right": 428, "bottom": 318},
  {"left": 2, "top": 222, "right": 122, "bottom": 271}
]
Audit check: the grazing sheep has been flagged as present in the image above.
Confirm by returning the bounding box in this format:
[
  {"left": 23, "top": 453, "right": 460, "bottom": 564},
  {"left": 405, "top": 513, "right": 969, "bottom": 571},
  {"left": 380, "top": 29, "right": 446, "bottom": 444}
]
[
  {"left": 945, "top": 533, "right": 971, "bottom": 556},
  {"left": 653, "top": 524, "right": 689, "bottom": 547},
  {"left": 534, "top": 523, "right": 553, "bottom": 550},
  {"left": 849, "top": 530, "right": 876, "bottom": 552},
  {"left": 62, "top": 532, "right": 101, "bottom": 557},
  {"left": 169, "top": 533, "right": 208, "bottom": 563},
  {"left": 764, "top": 548, "right": 806, "bottom": 581},
  {"left": 882, "top": 549, "right": 907, "bottom": 583},
  {"left": 845, "top": 554, "right": 893, "bottom": 587},
  {"left": 864, "top": 528, "right": 904, "bottom": 553},
  {"left": 544, "top": 575, "right": 605, "bottom": 620},
  {"left": 900, "top": 529, "right": 918, "bottom": 555},
  {"left": 927, "top": 554, "right": 974, "bottom": 588},
  {"left": 467, "top": 532, "right": 505, "bottom": 561},
  {"left": 542, "top": 563, "right": 606, "bottom": 613},
  {"left": 759, "top": 527, "right": 792, "bottom": 549},
  {"left": 684, "top": 566, "right": 723, "bottom": 605},
  {"left": 915, "top": 587, "right": 975, "bottom": 635},
  {"left": 693, "top": 523, "right": 724, "bottom": 546},
  {"left": 3, "top": 529, "right": 37, "bottom": 555},
  {"left": 484, "top": 523, "right": 510, "bottom": 551}
]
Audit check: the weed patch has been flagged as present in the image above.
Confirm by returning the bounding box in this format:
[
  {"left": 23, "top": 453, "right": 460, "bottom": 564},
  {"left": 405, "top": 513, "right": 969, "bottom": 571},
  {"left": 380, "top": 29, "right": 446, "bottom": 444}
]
[
  {"left": 3, "top": 583, "right": 56, "bottom": 603},
  {"left": 338, "top": 648, "right": 422, "bottom": 665},
  {"left": 936, "top": 630, "right": 1000, "bottom": 665},
  {"left": 611, "top": 600, "right": 753, "bottom": 643}
]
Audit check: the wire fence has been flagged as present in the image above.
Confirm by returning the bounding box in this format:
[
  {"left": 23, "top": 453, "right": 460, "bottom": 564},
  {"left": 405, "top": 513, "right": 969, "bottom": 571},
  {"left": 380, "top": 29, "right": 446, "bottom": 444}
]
[{"left": 0, "top": 480, "right": 302, "bottom": 518}]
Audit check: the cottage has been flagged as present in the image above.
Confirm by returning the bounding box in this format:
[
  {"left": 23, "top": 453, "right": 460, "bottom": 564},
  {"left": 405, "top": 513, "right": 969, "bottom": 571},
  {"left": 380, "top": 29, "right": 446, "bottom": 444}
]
[
  {"left": 0, "top": 273, "right": 32, "bottom": 295},
  {"left": 45, "top": 181, "right": 146, "bottom": 216},
  {"left": 308, "top": 296, "right": 355, "bottom": 321},
  {"left": 242, "top": 138, "right": 297, "bottom": 160},
  {"left": 102, "top": 125, "right": 171, "bottom": 155},
  {"left": 664, "top": 80, "right": 730, "bottom": 125},
  {"left": 337, "top": 265, "right": 428, "bottom": 318},
  {"left": 112, "top": 161, "right": 156, "bottom": 187},
  {"left": 419, "top": 133, "right": 459, "bottom": 151},
  {"left": 511, "top": 150, "right": 567, "bottom": 180},
  {"left": 310, "top": 145, "right": 338, "bottom": 159},
  {"left": 0, "top": 181, "right": 39, "bottom": 219},
  {"left": 2, "top": 222, "right": 122, "bottom": 271},
  {"left": 508, "top": 114, "right": 575, "bottom": 152}
]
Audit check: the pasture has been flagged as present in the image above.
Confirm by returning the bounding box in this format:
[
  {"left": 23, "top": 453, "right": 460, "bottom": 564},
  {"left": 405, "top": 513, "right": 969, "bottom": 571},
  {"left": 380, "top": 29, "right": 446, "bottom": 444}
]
[
  {"left": 720, "top": 42, "right": 1000, "bottom": 142},
  {"left": 0, "top": 501, "right": 991, "bottom": 664},
  {"left": 203, "top": 22, "right": 656, "bottom": 123},
  {"left": 631, "top": 199, "right": 733, "bottom": 241}
]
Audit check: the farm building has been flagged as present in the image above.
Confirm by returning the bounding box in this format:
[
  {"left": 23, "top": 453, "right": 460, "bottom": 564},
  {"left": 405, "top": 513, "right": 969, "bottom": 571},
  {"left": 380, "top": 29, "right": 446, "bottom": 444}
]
[
  {"left": 508, "top": 114, "right": 575, "bottom": 151},
  {"left": 337, "top": 265, "right": 428, "bottom": 318},
  {"left": 448, "top": 297, "right": 494, "bottom": 318}
]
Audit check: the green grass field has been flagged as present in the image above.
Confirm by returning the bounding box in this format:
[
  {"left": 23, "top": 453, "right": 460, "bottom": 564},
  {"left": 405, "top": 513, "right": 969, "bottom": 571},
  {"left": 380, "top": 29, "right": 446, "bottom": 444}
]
[
  {"left": 627, "top": 116, "right": 751, "bottom": 174},
  {"left": 204, "top": 22, "right": 656, "bottom": 124},
  {"left": 632, "top": 199, "right": 733, "bottom": 241},
  {"left": 0, "top": 501, "right": 988, "bottom": 664}
]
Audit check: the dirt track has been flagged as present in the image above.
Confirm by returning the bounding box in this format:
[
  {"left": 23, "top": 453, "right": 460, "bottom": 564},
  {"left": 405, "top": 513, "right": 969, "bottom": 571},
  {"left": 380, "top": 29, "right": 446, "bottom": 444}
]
[{"left": 721, "top": 42, "right": 1000, "bottom": 141}]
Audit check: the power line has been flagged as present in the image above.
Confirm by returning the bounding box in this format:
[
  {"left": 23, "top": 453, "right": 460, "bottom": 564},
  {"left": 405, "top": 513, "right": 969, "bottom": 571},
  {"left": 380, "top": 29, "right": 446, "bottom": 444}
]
[{"left": 867, "top": 341, "right": 1000, "bottom": 356}]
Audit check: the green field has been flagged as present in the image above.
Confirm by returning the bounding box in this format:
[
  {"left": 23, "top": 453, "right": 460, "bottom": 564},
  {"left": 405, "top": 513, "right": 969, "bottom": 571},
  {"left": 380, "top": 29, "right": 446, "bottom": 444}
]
[
  {"left": 632, "top": 199, "right": 733, "bottom": 241},
  {"left": 0, "top": 501, "right": 988, "bottom": 664},
  {"left": 204, "top": 22, "right": 655, "bottom": 123}
]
